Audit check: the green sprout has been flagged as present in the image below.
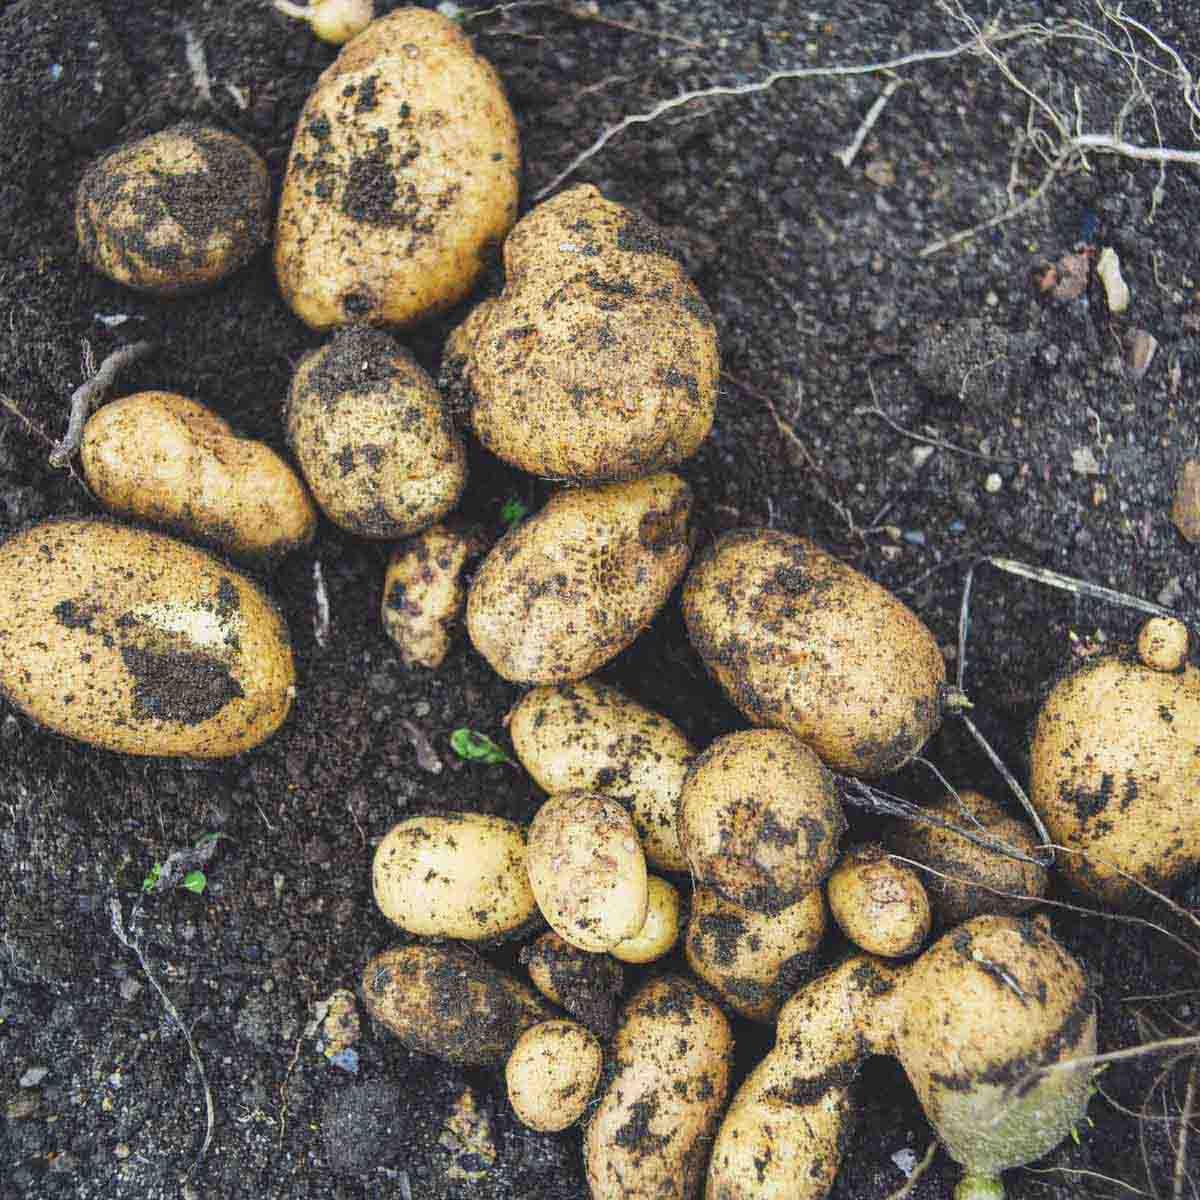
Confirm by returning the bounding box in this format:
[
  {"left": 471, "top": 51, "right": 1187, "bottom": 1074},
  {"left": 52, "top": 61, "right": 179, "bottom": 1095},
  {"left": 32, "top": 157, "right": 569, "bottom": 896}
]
[
  {"left": 141, "top": 862, "right": 162, "bottom": 893},
  {"left": 182, "top": 871, "right": 208, "bottom": 895},
  {"left": 499, "top": 496, "right": 530, "bottom": 528},
  {"left": 450, "top": 728, "right": 513, "bottom": 765}
]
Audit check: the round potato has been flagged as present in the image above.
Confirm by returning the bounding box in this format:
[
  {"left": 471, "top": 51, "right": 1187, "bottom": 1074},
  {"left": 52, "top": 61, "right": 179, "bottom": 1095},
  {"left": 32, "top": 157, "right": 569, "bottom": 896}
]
[
  {"left": 520, "top": 931, "right": 624, "bottom": 1038},
  {"left": 826, "top": 843, "right": 930, "bottom": 958},
  {"left": 286, "top": 326, "right": 466, "bottom": 539},
  {"left": 678, "top": 729, "right": 845, "bottom": 914},
  {"left": 527, "top": 791, "right": 648, "bottom": 952},
  {"left": 76, "top": 123, "right": 269, "bottom": 295},
  {"left": 274, "top": 7, "right": 519, "bottom": 331},
  {"left": 372, "top": 813, "right": 539, "bottom": 942},
  {"left": 682, "top": 528, "right": 947, "bottom": 777},
  {"left": 506, "top": 1019, "right": 603, "bottom": 1132},
  {"left": 611, "top": 876, "right": 681, "bottom": 964},
  {"left": 81, "top": 392, "right": 316, "bottom": 566},
  {"left": 467, "top": 473, "right": 692, "bottom": 683},
  {"left": 452, "top": 184, "right": 718, "bottom": 483},
  {"left": 508, "top": 679, "right": 695, "bottom": 871},
  {"left": 1137, "top": 616, "right": 1189, "bottom": 672},
  {"left": 0, "top": 519, "right": 293, "bottom": 757}
]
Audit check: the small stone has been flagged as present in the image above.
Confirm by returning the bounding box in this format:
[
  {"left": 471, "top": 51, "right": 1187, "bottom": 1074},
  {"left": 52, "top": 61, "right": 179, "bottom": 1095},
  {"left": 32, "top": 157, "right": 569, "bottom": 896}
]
[
  {"left": 118, "top": 977, "right": 142, "bottom": 1002},
  {"left": 6, "top": 1091, "right": 39, "bottom": 1120},
  {"left": 984, "top": 473, "right": 1003, "bottom": 493},
  {"left": 1071, "top": 448, "right": 1101, "bottom": 476},
  {"left": 19, "top": 1067, "right": 48, "bottom": 1088},
  {"left": 113, "top": 1143, "right": 130, "bottom": 1160},
  {"left": 911, "top": 445, "right": 935, "bottom": 469},
  {"left": 1171, "top": 460, "right": 1200, "bottom": 543},
  {"left": 1096, "top": 246, "right": 1130, "bottom": 314},
  {"left": 439, "top": 1087, "right": 498, "bottom": 1183},
  {"left": 1158, "top": 577, "right": 1184, "bottom": 607},
  {"left": 864, "top": 159, "right": 895, "bottom": 187},
  {"left": 1127, "top": 328, "right": 1158, "bottom": 380},
  {"left": 321, "top": 989, "right": 361, "bottom": 1057}
]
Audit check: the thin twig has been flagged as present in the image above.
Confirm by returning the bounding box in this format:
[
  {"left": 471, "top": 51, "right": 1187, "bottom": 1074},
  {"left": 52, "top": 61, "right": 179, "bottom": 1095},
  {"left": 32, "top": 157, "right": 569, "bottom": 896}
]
[
  {"left": 312, "top": 559, "right": 330, "bottom": 651},
  {"left": 856, "top": 399, "right": 1020, "bottom": 463},
  {"left": 1173, "top": 1059, "right": 1197, "bottom": 1200},
  {"left": 1023, "top": 1165, "right": 1150, "bottom": 1196},
  {"left": 884, "top": 1140, "right": 939, "bottom": 1200},
  {"left": 836, "top": 78, "right": 904, "bottom": 169}
]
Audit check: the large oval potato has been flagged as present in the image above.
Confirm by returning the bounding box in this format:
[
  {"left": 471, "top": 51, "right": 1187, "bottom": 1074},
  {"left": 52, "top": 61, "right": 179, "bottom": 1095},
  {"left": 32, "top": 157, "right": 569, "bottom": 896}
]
[
  {"left": 81, "top": 392, "right": 316, "bottom": 566},
  {"left": 0, "top": 519, "right": 293, "bottom": 757},
  {"left": 372, "top": 812, "right": 539, "bottom": 941},
  {"left": 274, "top": 7, "right": 519, "bottom": 331},
  {"left": 683, "top": 528, "right": 947, "bottom": 777},
  {"left": 508, "top": 678, "right": 695, "bottom": 871},
  {"left": 467, "top": 473, "right": 692, "bottom": 683}
]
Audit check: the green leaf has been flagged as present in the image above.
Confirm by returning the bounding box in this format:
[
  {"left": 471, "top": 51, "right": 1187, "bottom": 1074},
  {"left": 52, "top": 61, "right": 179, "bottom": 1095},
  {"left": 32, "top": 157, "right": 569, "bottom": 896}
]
[
  {"left": 449, "top": 728, "right": 512, "bottom": 765},
  {"left": 499, "top": 497, "right": 529, "bottom": 528},
  {"left": 181, "top": 871, "right": 208, "bottom": 895},
  {"left": 141, "top": 862, "right": 162, "bottom": 893},
  {"left": 194, "top": 832, "right": 222, "bottom": 848}
]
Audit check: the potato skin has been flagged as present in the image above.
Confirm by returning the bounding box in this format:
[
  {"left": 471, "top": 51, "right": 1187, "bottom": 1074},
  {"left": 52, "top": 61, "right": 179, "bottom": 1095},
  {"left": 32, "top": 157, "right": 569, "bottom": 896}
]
[
  {"left": 520, "top": 931, "right": 624, "bottom": 1038},
  {"left": 506, "top": 1019, "right": 603, "bottom": 1132},
  {"left": 467, "top": 473, "right": 692, "bottom": 683},
  {"left": 287, "top": 326, "right": 466, "bottom": 539},
  {"left": 826, "top": 843, "right": 930, "bottom": 957},
  {"left": 508, "top": 678, "right": 695, "bottom": 871},
  {"left": 76, "top": 123, "right": 269, "bottom": 295},
  {"left": 682, "top": 529, "right": 946, "bottom": 777},
  {"left": 457, "top": 184, "right": 719, "bottom": 482},
  {"left": 586, "top": 975, "right": 732, "bottom": 1200},
  {"left": 274, "top": 7, "right": 519, "bottom": 331},
  {"left": 372, "top": 813, "right": 539, "bottom": 942},
  {"left": 0, "top": 519, "right": 293, "bottom": 758},
  {"left": 81, "top": 392, "right": 316, "bottom": 566},
  {"left": 611, "top": 876, "right": 681, "bottom": 964}
]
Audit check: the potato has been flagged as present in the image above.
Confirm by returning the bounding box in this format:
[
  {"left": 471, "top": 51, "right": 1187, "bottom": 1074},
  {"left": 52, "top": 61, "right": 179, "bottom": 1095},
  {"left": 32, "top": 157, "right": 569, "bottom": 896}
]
[
  {"left": 372, "top": 813, "right": 539, "bottom": 941},
  {"left": 1029, "top": 651, "right": 1200, "bottom": 905},
  {"left": 611, "top": 876, "right": 681, "bottom": 964},
  {"left": 361, "top": 944, "right": 552, "bottom": 1066},
  {"left": 467, "top": 473, "right": 692, "bottom": 683},
  {"left": 76, "top": 123, "right": 269, "bottom": 295},
  {"left": 520, "top": 931, "right": 624, "bottom": 1038},
  {"left": 678, "top": 729, "right": 844, "bottom": 914},
  {"left": 81, "top": 392, "right": 316, "bottom": 566},
  {"left": 685, "top": 885, "right": 826, "bottom": 1023},
  {"left": 505, "top": 1019, "right": 603, "bottom": 1132},
  {"left": 527, "top": 791, "right": 648, "bottom": 952},
  {"left": 1136, "top": 615, "right": 1189, "bottom": 672},
  {"left": 586, "top": 976, "right": 732, "bottom": 1200},
  {"left": 286, "top": 326, "right": 466, "bottom": 538},
  {"left": 508, "top": 679, "right": 695, "bottom": 871},
  {"left": 450, "top": 184, "right": 719, "bottom": 483},
  {"left": 0, "top": 519, "right": 294, "bottom": 758},
  {"left": 274, "top": 7, "right": 519, "bottom": 331},
  {"left": 683, "top": 529, "right": 947, "bottom": 777},
  {"left": 826, "top": 843, "right": 930, "bottom": 958}
]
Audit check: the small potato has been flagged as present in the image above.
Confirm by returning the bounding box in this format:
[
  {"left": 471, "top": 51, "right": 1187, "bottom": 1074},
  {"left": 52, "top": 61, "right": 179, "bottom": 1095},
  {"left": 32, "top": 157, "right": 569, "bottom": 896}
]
[
  {"left": 508, "top": 679, "right": 695, "bottom": 871},
  {"left": 381, "top": 522, "right": 487, "bottom": 668},
  {"left": 467, "top": 473, "right": 692, "bottom": 684},
  {"left": 826, "top": 843, "right": 930, "bottom": 958},
  {"left": 76, "top": 123, "right": 269, "bottom": 295},
  {"left": 287, "top": 326, "right": 466, "bottom": 539},
  {"left": 611, "top": 876, "right": 681, "bottom": 964},
  {"left": 361, "top": 944, "right": 552, "bottom": 1066},
  {"left": 684, "top": 885, "right": 826, "bottom": 1023},
  {"left": 586, "top": 976, "right": 732, "bottom": 1200},
  {"left": 520, "top": 931, "right": 624, "bottom": 1038},
  {"left": 678, "top": 729, "right": 845, "bottom": 914},
  {"left": 274, "top": 7, "right": 519, "bottom": 331},
  {"left": 527, "top": 791, "right": 648, "bottom": 952},
  {"left": 1137, "top": 616, "right": 1189, "bottom": 672},
  {"left": 372, "top": 813, "right": 539, "bottom": 942},
  {"left": 683, "top": 529, "right": 947, "bottom": 777},
  {"left": 0, "top": 518, "right": 293, "bottom": 758},
  {"left": 506, "top": 1020, "right": 603, "bottom": 1132},
  {"left": 81, "top": 392, "right": 316, "bottom": 566}
]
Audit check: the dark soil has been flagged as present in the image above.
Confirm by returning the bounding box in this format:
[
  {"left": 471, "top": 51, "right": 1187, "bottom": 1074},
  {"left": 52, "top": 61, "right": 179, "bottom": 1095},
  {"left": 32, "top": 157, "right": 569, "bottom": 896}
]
[{"left": 2, "top": 2, "right": 1198, "bottom": 1198}]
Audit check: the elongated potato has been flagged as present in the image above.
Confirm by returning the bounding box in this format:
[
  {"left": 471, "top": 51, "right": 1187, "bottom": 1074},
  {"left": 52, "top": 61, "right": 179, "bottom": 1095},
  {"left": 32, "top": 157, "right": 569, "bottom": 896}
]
[
  {"left": 467, "top": 473, "right": 692, "bottom": 684},
  {"left": 508, "top": 679, "right": 695, "bottom": 871},
  {"left": 683, "top": 529, "right": 947, "bottom": 777}
]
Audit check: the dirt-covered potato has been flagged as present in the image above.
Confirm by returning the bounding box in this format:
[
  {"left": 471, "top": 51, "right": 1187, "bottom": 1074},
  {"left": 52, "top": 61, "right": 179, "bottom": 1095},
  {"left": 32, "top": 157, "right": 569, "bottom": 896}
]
[
  {"left": 1030, "top": 650, "right": 1200, "bottom": 905},
  {"left": 679, "top": 729, "right": 844, "bottom": 914},
  {"left": 450, "top": 184, "right": 718, "bottom": 483},
  {"left": 467, "top": 473, "right": 692, "bottom": 683},
  {"left": 81, "top": 392, "right": 316, "bottom": 566},
  {"left": 527, "top": 791, "right": 648, "bottom": 952},
  {"left": 505, "top": 1019, "right": 603, "bottom": 1132},
  {"left": 685, "top": 885, "right": 826, "bottom": 1023},
  {"left": 286, "top": 326, "right": 466, "bottom": 538},
  {"left": 520, "top": 931, "right": 624, "bottom": 1038},
  {"left": 76, "top": 123, "right": 269, "bottom": 295},
  {"left": 372, "top": 813, "right": 539, "bottom": 941},
  {"left": 683, "top": 529, "right": 947, "bottom": 777},
  {"left": 274, "top": 7, "right": 519, "bottom": 331},
  {"left": 586, "top": 976, "right": 732, "bottom": 1200},
  {"left": 1136, "top": 615, "right": 1189, "bottom": 672},
  {"left": 508, "top": 678, "right": 695, "bottom": 871},
  {"left": 885, "top": 790, "right": 1048, "bottom": 927},
  {"left": 826, "top": 843, "right": 930, "bottom": 957},
  {"left": 361, "top": 944, "right": 552, "bottom": 1066},
  {"left": 0, "top": 519, "right": 293, "bottom": 757},
  {"left": 611, "top": 876, "right": 681, "bottom": 964},
  {"left": 381, "top": 522, "right": 486, "bottom": 668}
]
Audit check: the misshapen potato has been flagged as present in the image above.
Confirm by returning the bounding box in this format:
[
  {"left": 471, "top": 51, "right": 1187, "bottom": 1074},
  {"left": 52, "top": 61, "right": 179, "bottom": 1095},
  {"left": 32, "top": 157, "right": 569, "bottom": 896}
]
[
  {"left": 683, "top": 529, "right": 947, "bottom": 777},
  {"left": 506, "top": 1019, "right": 603, "bottom": 1132},
  {"left": 611, "top": 876, "right": 681, "bottom": 964},
  {"left": 826, "top": 843, "right": 930, "bottom": 958},
  {"left": 81, "top": 392, "right": 316, "bottom": 566},
  {"left": 520, "top": 931, "right": 624, "bottom": 1038},
  {"left": 274, "top": 7, "right": 519, "bottom": 331},
  {"left": 0, "top": 519, "right": 293, "bottom": 757},
  {"left": 467, "top": 473, "right": 692, "bottom": 683}
]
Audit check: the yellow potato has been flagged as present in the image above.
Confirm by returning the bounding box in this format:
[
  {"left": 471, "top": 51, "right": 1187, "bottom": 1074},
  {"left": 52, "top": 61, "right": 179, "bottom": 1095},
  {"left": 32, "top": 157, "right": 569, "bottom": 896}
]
[
  {"left": 467, "top": 473, "right": 692, "bottom": 683},
  {"left": 506, "top": 1019, "right": 603, "bottom": 1132},
  {"left": 81, "top": 392, "right": 316, "bottom": 566},
  {"left": 0, "top": 519, "right": 293, "bottom": 757},
  {"left": 1136, "top": 616, "right": 1189, "bottom": 672},
  {"left": 826, "top": 843, "right": 930, "bottom": 958},
  {"left": 76, "top": 123, "right": 269, "bottom": 295},
  {"left": 611, "top": 876, "right": 681, "bottom": 964},
  {"left": 274, "top": 7, "right": 519, "bottom": 331}
]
